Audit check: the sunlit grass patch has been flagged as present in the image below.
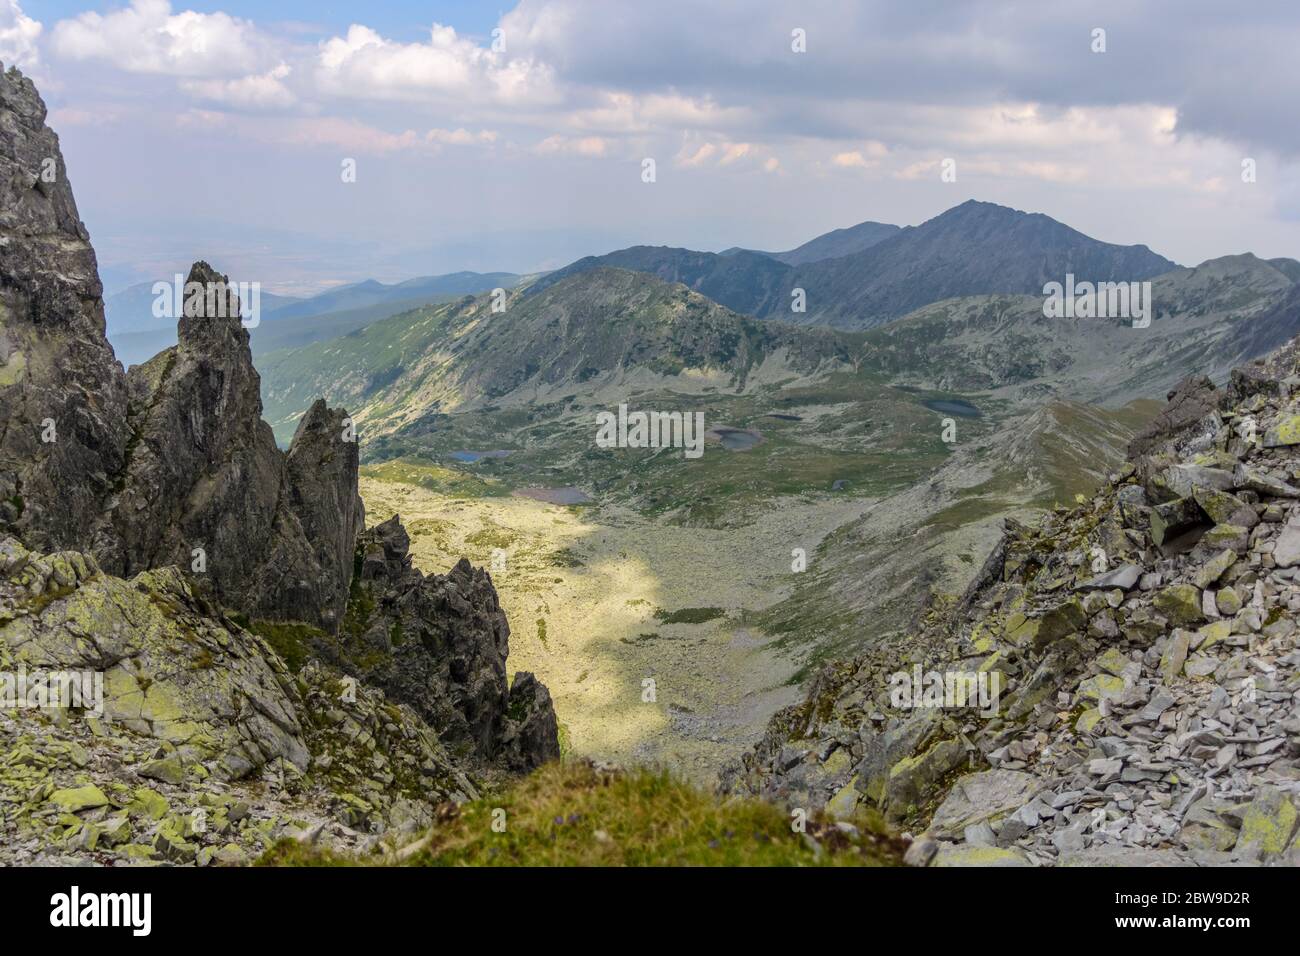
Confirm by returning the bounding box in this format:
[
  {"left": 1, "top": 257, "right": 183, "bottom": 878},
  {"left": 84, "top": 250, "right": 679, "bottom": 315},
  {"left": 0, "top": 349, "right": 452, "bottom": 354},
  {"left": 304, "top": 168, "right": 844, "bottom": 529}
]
[{"left": 259, "top": 761, "right": 906, "bottom": 867}]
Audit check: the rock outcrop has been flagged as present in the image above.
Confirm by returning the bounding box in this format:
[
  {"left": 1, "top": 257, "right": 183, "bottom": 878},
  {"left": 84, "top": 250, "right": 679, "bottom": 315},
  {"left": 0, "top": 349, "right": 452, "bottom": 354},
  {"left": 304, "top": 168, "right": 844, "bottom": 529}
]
[
  {"left": 0, "top": 65, "right": 129, "bottom": 552},
  {"left": 319, "top": 516, "right": 559, "bottom": 771},
  {"left": 0, "top": 536, "right": 482, "bottom": 864},
  {"left": 0, "top": 65, "right": 560, "bottom": 865},
  {"left": 89, "top": 260, "right": 364, "bottom": 632},
  {"left": 725, "top": 351, "right": 1300, "bottom": 867},
  {"left": 0, "top": 66, "right": 363, "bottom": 633}
]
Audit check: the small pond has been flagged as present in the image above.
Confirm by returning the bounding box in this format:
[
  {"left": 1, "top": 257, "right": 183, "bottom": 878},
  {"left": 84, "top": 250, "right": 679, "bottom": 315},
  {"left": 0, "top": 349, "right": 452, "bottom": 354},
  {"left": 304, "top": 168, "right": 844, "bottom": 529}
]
[
  {"left": 514, "top": 486, "right": 592, "bottom": 505},
  {"left": 450, "top": 450, "right": 512, "bottom": 463},
  {"left": 921, "top": 399, "right": 981, "bottom": 418},
  {"left": 708, "top": 427, "right": 763, "bottom": 451}
]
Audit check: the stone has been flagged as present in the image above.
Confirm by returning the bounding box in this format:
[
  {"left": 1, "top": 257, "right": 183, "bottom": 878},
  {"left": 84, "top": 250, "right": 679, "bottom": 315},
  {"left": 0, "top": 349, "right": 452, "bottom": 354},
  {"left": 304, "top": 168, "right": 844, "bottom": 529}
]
[
  {"left": 884, "top": 739, "right": 966, "bottom": 819},
  {"left": 1192, "top": 549, "right": 1237, "bottom": 589},
  {"left": 902, "top": 836, "right": 938, "bottom": 867},
  {"left": 1273, "top": 525, "right": 1300, "bottom": 568},
  {"left": 129, "top": 788, "right": 170, "bottom": 822},
  {"left": 1078, "top": 674, "right": 1126, "bottom": 704},
  {"left": 1159, "top": 631, "right": 1191, "bottom": 683},
  {"left": 1234, "top": 464, "right": 1300, "bottom": 498},
  {"left": 928, "top": 770, "right": 1039, "bottom": 838},
  {"left": 138, "top": 755, "right": 187, "bottom": 786},
  {"left": 1032, "top": 597, "right": 1087, "bottom": 650},
  {"left": 1153, "top": 584, "right": 1205, "bottom": 626},
  {"left": 1195, "top": 619, "right": 1232, "bottom": 651},
  {"left": 1201, "top": 524, "right": 1251, "bottom": 553},
  {"left": 48, "top": 785, "right": 109, "bottom": 813},
  {"left": 1216, "top": 587, "right": 1244, "bottom": 616},
  {"left": 1193, "top": 488, "right": 1258, "bottom": 529},
  {"left": 1150, "top": 498, "right": 1207, "bottom": 547},
  {"left": 1233, "top": 788, "right": 1300, "bottom": 862},
  {"left": 1263, "top": 413, "right": 1300, "bottom": 448},
  {"left": 1078, "top": 563, "right": 1141, "bottom": 591},
  {"left": 826, "top": 779, "right": 860, "bottom": 820},
  {"left": 931, "top": 844, "right": 1031, "bottom": 867}
]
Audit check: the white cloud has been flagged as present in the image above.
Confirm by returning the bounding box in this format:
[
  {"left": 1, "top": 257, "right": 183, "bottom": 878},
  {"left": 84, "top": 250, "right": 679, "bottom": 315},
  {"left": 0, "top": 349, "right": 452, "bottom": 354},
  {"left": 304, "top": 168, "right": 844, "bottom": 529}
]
[
  {"left": 675, "top": 138, "right": 764, "bottom": 170},
  {"left": 0, "top": 0, "right": 40, "bottom": 70},
  {"left": 568, "top": 91, "right": 753, "bottom": 135},
  {"left": 676, "top": 142, "right": 716, "bottom": 168},
  {"left": 182, "top": 63, "right": 295, "bottom": 109},
  {"left": 315, "top": 22, "right": 557, "bottom": 106},
  {"left": 534, "top": 134, "right": 607, "bottom": 157},
  {"left": 277, "top": 116, "right": 421, "bottom": 154},
  {"left": 50, "top": 0, "right": 273, "bottom": 77},
  {"left": 427, "top": 128, "right": 498, "bottom": 147},
  {"left": 717, "top": 142, "right": 751, "bottom": 165},
  {"left": 832, "top": 151, "right": 872, "bottom": 169}
]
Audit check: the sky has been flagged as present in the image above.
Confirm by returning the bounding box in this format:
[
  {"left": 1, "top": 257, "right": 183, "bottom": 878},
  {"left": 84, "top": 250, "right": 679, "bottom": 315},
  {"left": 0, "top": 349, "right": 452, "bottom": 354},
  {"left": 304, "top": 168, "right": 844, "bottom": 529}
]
[{"left": 5, "top": 0, "right": 1300, "bottom": 297}]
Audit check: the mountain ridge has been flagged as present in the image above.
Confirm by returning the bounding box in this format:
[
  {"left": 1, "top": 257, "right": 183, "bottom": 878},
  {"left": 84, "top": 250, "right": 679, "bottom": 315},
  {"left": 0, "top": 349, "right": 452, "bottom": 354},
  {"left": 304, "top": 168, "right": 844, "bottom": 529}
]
[{"left": 532, "top": 200, "right": 1180, "bottom": 330}]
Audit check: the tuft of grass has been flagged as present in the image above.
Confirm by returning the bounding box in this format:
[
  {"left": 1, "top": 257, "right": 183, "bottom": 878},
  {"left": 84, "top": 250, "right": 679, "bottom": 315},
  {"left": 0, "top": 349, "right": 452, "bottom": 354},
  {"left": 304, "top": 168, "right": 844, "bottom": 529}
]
[
  {"left": 243, "top": 619, "right": 328, "bottom": 674},
  {"left": 655, "top": 606, "right": 726, "bottom": 625},
  {"left": 258, "top": 761, "right": 906, "bottom": 867}
]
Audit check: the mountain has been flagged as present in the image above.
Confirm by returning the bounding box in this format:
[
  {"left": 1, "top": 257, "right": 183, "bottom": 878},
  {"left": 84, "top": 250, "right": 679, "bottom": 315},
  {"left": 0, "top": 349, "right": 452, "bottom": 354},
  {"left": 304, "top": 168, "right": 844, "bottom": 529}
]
[
  {"left": 859, "top": 252, "right": 1298, "bottom": 405},
  {"left": 105, "top": 280, "right": 299, "bottom": 335},
  {"left": 1267, "top": 257, "right": 1300, "bottom": 283},
  {"left": 0, "top": 66, "right": 558, "bottom": 866},
  {"left": 532, "top": 201, "right": 1179, "bottom": 330},
  {"left": 108, "top": 291, "right": 478, "bottom": 368},
  {"left": 788, "top": 200, "right": 1178, "bottom": 328},
  {"left": 260, "top": 266, "right": 854, "bottom": 441},
  {"left": 106, "top": 271, "right": 527, "bottom": 368},
  {"left": 529, "top": 246, "right": 790, "bottom": 319},
  {"left": 725, "top": 353, "right": 1300, "bottom": 866},
  {"left": 267, "top": 271, "right": 523, "bottom": 323},
  {"left": 721, "top": 219, "right": 901, "bottom": 265}
]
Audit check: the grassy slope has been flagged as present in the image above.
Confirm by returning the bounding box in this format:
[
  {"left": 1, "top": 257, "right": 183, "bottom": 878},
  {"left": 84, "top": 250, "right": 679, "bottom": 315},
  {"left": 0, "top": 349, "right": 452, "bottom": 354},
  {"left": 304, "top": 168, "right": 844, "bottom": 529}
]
[{"left": 258, "top": 762, "right": 905, "bottom": 866}]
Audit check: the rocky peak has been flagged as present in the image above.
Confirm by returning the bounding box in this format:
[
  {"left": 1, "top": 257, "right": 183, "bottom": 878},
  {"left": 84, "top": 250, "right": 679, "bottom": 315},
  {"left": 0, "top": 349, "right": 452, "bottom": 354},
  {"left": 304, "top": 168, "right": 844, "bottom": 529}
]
[
  {"left": 175, "top": 259, "right": 255, "bottom": 352},
  {"left": 323, "top": 517, "right": 559, "bottom": 771},
  {"left": 0, "top": 65, "right": 129, "bottom": 553},
  {"left": 0, "top": 66, "right": 562, "bottom": 866},
  {"left": 263, "top": 398, "right": 364, "bottom": 629}
]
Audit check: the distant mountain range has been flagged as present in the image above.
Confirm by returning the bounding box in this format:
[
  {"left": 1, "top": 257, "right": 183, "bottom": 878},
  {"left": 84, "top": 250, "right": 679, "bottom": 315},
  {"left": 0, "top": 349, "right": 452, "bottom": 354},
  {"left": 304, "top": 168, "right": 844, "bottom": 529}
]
[
  {"left": 259, "top": 267, "right": 851, "bottom": 442},
  {"left": 720, "top": 219, "right": 901, "bottom": 265},
  {"left": 106, "top": 271, "right": 524, "bottom": 367},
  {"left": 532, "top": 200, "right": 1179, "bottom": 329}
]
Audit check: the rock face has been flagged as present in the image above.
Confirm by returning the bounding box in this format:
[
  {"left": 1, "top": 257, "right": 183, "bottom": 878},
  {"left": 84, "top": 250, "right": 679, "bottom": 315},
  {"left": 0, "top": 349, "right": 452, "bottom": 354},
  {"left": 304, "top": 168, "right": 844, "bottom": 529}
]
[
  {"left": 321, "top": 516, "right": 559, "bottom": 771},
  {"left": 259, "top": 398, "right": 366, "bottom": 628},
  {"left": 0, "top": 66, "right": 129, "bottom": 551},
  {"left": 725, "top": 359, "right": 1300, "bottom": 867},
  {"left": 0, "top": 69, "right": 363, "bottom": 633},
  {"left": 0, "top": 66, "right": 560, "bottom": 865},
  {"left": 0, "top": 535, "right": 309, "bottom": 781},
  {"left": 0, "top": 536, "right": 483, "bottom": 865},
  {"left": 89, "top": 270, "right": 364, "bottom": 633}
]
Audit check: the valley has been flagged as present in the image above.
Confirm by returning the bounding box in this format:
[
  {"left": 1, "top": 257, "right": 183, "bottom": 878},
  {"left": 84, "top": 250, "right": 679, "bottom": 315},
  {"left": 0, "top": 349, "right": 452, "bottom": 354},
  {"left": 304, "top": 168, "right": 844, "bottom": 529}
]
[
  {"left": 251, "top": 232, "right": 1300, "bottom": 783},
  {"left": 357, "top": 467, "right": 874, "bottom": 782}
]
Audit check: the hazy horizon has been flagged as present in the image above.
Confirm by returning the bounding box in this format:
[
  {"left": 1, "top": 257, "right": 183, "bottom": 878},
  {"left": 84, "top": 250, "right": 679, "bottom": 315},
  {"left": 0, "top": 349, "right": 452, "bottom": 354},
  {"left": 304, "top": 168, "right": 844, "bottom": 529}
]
[{"left": 6, "top": 0, "right": 1300, "bottom": 297}]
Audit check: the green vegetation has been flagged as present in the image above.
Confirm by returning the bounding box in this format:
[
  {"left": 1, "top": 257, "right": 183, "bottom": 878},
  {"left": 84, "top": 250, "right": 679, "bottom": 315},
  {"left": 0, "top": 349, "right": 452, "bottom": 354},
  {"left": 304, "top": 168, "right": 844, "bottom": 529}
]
[
  {"left": 258, "top": 761, "right": 906, "bottom": 867},
  {"left": 232, "top": 617, "right": 327, "bottom": 674},
  {"left": 361, "top": 457, "right": 511, "bottom": 499},
  {"left": 655, "top": 607, "right": 726, "bottom": 625}
]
